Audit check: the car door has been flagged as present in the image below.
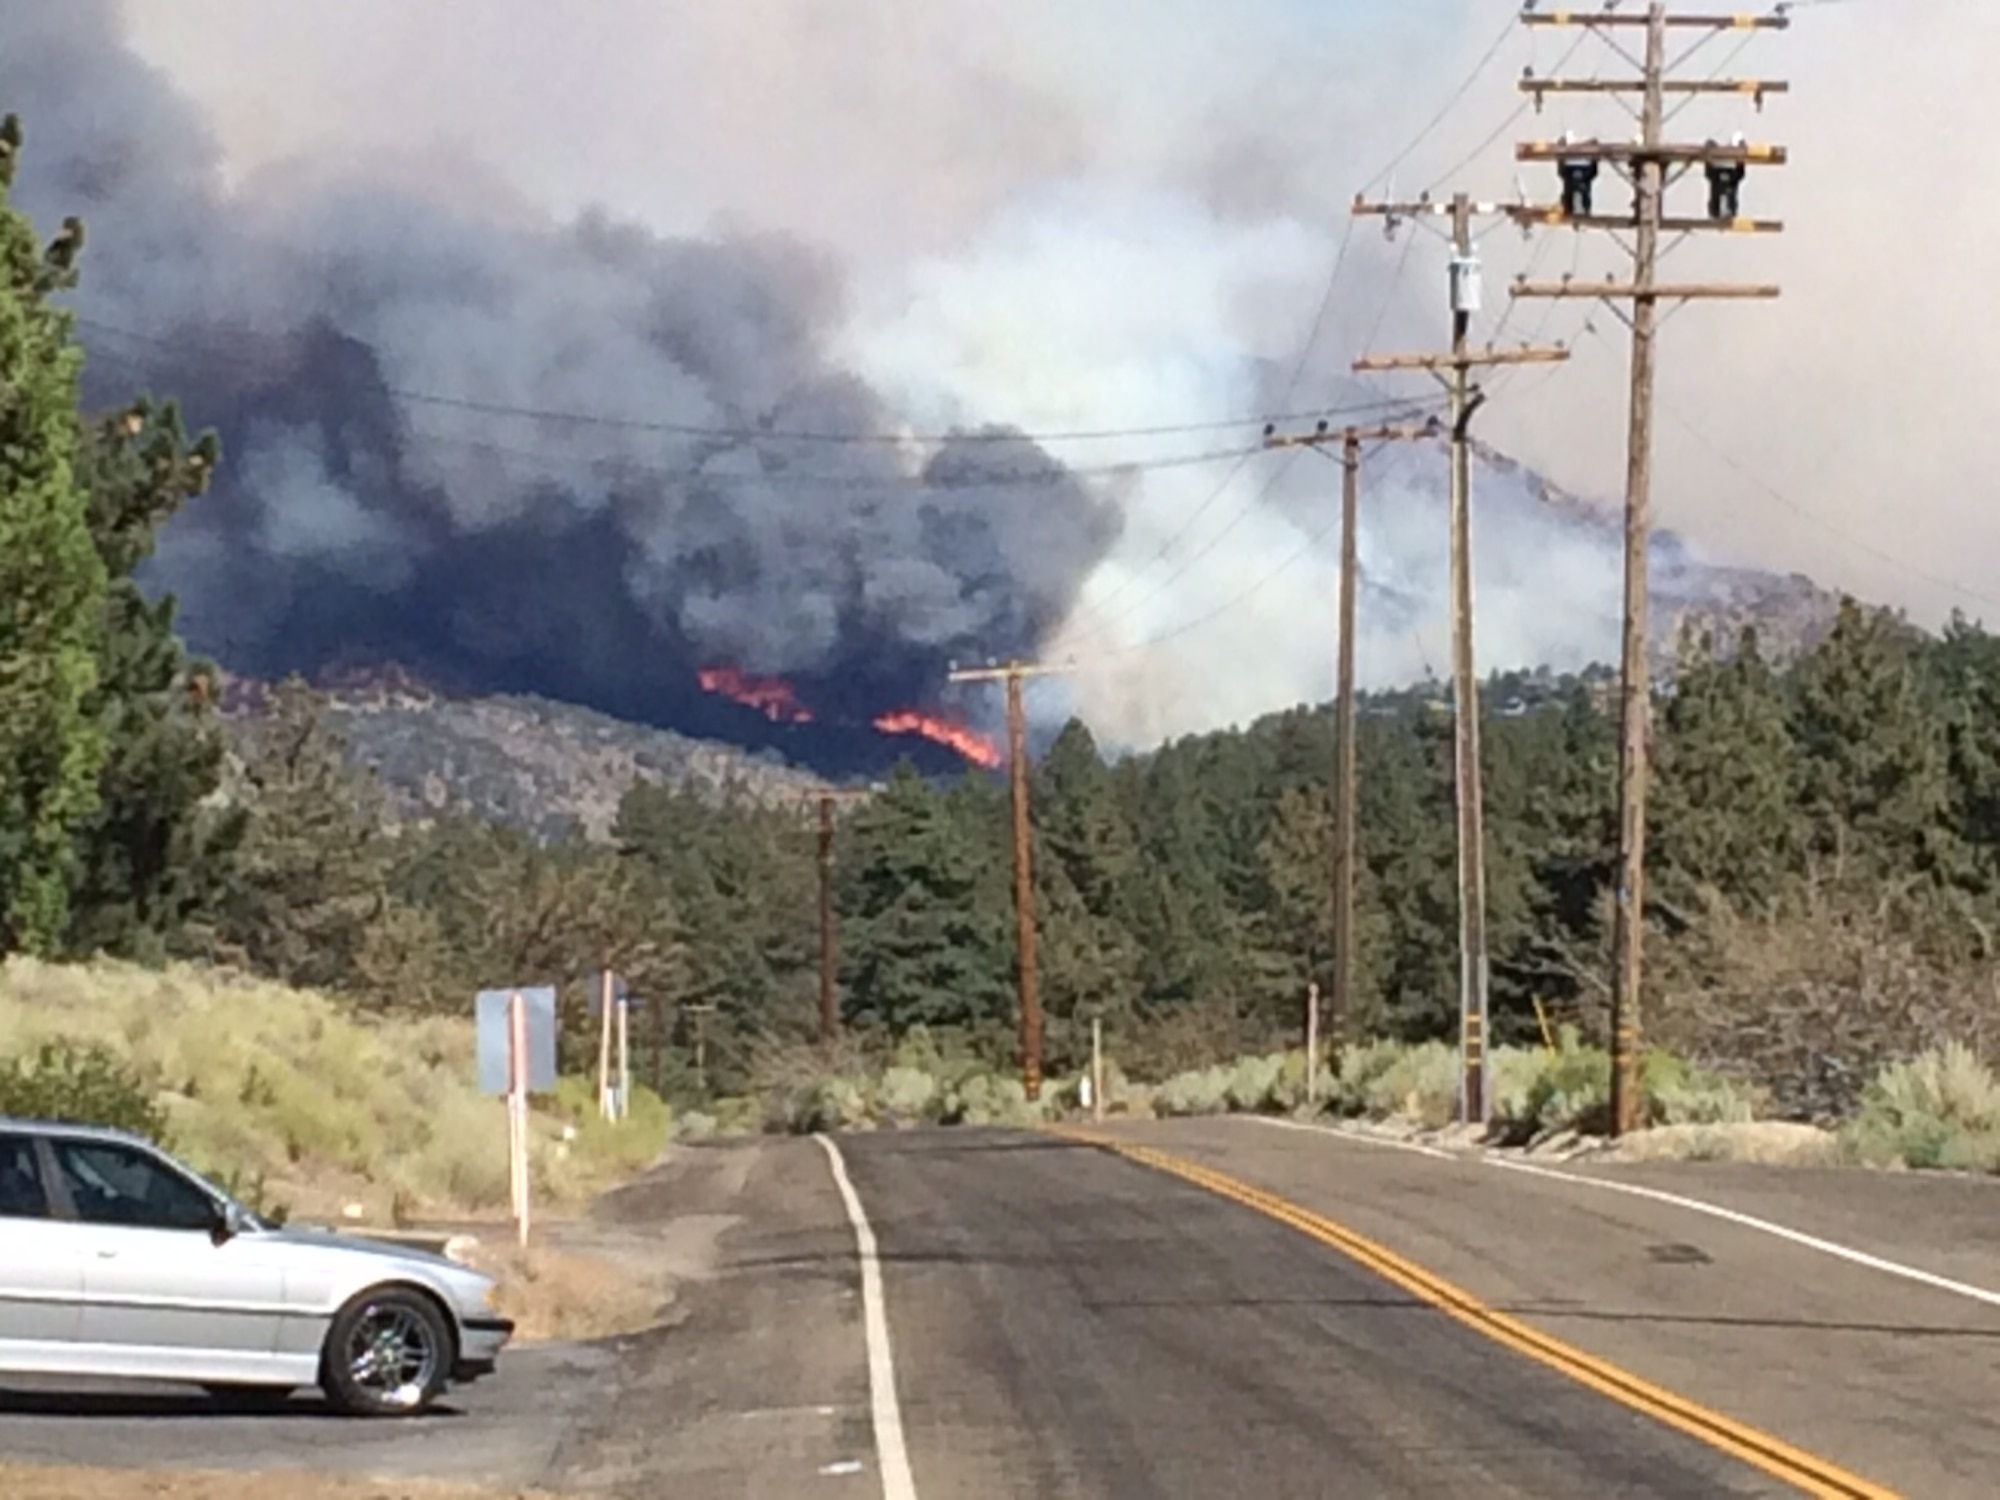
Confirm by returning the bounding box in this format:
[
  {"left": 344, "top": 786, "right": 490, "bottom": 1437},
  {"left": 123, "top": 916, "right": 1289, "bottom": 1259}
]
[
  {"left": 0, "top": 1132, "right": 83, "bottom": 1361},
  {"left": 45, "top": 1136, "right": 289, "bottom": 1378}
]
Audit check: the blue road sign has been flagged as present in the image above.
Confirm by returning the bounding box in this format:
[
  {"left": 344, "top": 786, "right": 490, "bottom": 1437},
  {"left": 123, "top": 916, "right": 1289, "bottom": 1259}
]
[{"left": 475, "top": 986, "right": 559, "bottom": 1095}]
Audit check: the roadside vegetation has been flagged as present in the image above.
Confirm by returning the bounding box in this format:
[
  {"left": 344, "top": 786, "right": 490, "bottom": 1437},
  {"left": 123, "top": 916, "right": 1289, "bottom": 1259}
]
[
  {"left": 0, "top": 958, "right": 672, "bottom": 1226},
  {"left": 711, "top": 1022, "right": 2000, "bottom": 1175}
]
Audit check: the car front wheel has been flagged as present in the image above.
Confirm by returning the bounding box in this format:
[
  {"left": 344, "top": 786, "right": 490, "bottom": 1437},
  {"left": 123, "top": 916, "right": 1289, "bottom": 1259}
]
[{"left": 320, "top": 1287, "right": 453, "bottom": 1417}]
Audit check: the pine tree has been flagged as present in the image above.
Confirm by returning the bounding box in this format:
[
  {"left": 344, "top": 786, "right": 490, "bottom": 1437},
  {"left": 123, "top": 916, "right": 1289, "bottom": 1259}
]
[
  {"left": 0, "top": 118, "right": 108, "bottom": 954},
  {"left": 216, "top": 680, "right": 390, "bottom": 990},
  {"left": 1032, "top": 719, "right": 1144, "bottom": 1034},
  {"left": 1790, "top": 599, "right": 1953, "bottom": 881},
  {"left": 1651, "top": 626, "right": 1802, "bottom": 908},
  {"left": 64, "top": 401, "right": 237, "bottom": 960},
  {"left": 837, "top": 762, "right": 1011, "bottom": 1043}
]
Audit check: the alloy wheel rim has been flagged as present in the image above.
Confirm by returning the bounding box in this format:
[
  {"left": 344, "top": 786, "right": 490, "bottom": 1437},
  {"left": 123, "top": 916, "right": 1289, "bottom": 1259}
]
[{"left": 345, "top": 1303, "right": 439, "bottom": 1407}]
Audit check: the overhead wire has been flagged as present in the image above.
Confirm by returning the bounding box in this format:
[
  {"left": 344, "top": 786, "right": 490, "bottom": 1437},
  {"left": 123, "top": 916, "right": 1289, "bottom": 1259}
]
[
  {"left": 1077, "top": 441, "right": 1420, "bottom": 661},
  {"left": 70, "top": 313, "right": 1431, "bottom": 453},
  {"left": 1057, "top": 18, "right": 1539, "bottom": 643},
  {"left": 1361, "top": 13, "right": 1528, "bottom": 195},
  {"left": 1574, "top": 324, "right": 2000, "bottom": 615}
]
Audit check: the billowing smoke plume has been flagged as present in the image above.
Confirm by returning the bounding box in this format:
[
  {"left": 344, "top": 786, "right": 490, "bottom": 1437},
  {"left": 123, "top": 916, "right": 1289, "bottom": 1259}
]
[
  {"left": 1, "top": 3, "right": 1121, "bottom": 733},
  {"left": 7, "top": 2, "right": 1976, "bottom": 752}
]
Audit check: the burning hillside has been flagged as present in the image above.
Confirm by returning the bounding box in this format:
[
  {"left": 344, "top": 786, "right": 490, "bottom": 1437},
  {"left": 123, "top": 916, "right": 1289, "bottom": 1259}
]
[{"left": 696, "top": 666, "right": 1001, "bottom": 769}]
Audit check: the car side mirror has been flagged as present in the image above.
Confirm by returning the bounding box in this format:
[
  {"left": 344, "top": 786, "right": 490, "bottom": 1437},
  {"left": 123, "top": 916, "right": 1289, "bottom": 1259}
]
[{"left": 210, "top": 1200, "right": 252, "bottom": 1245}]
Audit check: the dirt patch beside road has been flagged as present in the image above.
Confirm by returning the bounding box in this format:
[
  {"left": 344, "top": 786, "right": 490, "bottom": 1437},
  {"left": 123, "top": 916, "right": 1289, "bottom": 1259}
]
[{"left": 459, "top": 1238, "right": 667, "bottom": 1344}]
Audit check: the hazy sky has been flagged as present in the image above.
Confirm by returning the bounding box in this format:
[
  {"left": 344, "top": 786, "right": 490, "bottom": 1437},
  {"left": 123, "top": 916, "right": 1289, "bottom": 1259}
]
[{"left": 103, "top": 0, "right": 2000, "bottom": 739}]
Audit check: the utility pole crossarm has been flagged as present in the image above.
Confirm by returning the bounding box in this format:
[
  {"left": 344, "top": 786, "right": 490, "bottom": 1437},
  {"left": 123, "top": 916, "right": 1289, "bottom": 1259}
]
[
  {"left": 1516, "top": 140, "right": 1786, "bottom": 165},
  {"left": 1260, "top": 420, "right": 1442, "bottom": 450},
  {"left": 1513, "top": 280, "right": 1779, "bottom": 300},
  {"left": 1521, "top": 78, "right": 1789, "bottom": 99},
  {"left": 1505, "top": 206, "right": 1783, "bottom": 234},
  {"left": 1351, "top": 196, "right": 1505, "bottom": 219},
  {"left": 1352, "top": 347, "right": 1570, "bottom": 374},
  {"left": 1519, "top": 10, "right": 1790, "bottom": 29},
  {"left": 946, "top": 661, "right": 1075, "bottom": 686}
]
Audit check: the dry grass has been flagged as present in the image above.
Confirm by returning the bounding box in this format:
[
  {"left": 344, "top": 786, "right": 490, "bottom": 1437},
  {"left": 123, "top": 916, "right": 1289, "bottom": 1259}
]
[
  {"left": 0, "top": 1468, "right": 559, "bottom": 1500},
  {"left": 458, "top": 1241, "right": 667, "bottom": 1344},
  {"left": 1597, "top": 1121, "right": 1844, "bottom": 1167},
  {"left": 0, "top": 957, "right": 669, "bottom": 1224}
]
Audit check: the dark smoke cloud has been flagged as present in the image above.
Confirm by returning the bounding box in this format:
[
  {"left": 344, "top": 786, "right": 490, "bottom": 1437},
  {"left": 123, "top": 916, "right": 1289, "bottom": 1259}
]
[{"left": 1, "top": 3, "right": 1119, "bottom": 727}]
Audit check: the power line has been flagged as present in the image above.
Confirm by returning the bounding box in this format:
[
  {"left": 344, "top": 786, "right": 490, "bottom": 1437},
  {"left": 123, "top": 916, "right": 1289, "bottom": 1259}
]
[
  {"left": 1053, "top": 392, "right": 1449, "bottom": 649},
  {"left": 1363, "top": 14, "right": 1525, "bottom": 194},
  {"left": 1081, "top": 443, "right": 1419, "bottom": 660},
  {"left": 71, "top": 313, "right": 1432, "bottom": 452},
  {"left": 1584, "top": 326, "right": 2000, "bottom": 614},
  {"left": 1059, "top": 10, "right": 1569, "bottom": 634}
]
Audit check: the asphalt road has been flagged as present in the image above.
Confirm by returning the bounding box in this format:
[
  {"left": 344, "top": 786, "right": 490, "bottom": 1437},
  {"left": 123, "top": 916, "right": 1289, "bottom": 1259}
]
[
  {"left": 1113, "top": 1116, "right": 2000, "bottom": 1498},
  {"left": 9, "top": 1125, "right": 1992, "bottom": 1497},
  {"left": 834, "top": 1129, "right": 1806, "bottom": 1498}
]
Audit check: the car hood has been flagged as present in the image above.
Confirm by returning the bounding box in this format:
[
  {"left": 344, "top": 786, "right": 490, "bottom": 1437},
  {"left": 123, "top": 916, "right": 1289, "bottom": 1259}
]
[{"left": 251, "top": 1224, "right": 475, "bottom": 1275}]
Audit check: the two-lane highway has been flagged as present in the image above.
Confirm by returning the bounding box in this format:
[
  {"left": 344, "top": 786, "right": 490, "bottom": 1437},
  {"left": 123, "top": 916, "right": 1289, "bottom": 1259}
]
[
  {"left": 12, "top": 1125, "right": 1966, "bottom": 1497},
  {"left": 829, "top": 1130, "right": 1838, "bottom": 1497}
]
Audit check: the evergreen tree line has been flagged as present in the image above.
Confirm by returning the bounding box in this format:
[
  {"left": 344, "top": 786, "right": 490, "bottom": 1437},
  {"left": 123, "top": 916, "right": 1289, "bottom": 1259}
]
[{"left": 4, "top": 114, "right": 1995, "bottom": 1123}]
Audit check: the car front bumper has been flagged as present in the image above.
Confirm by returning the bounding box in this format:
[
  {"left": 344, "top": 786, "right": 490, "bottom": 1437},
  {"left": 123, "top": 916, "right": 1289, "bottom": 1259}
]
[{"left": 454, "top": 1316, "right": 515, "bottom": 1382}]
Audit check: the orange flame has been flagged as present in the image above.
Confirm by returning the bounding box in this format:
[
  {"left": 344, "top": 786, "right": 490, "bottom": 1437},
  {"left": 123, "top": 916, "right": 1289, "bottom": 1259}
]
[
  {"left": 697, "top": 666, "right": 815, "bottom": 724},
  {"left": 873, "top": 710, "right": 1003, "bottom": 770}
]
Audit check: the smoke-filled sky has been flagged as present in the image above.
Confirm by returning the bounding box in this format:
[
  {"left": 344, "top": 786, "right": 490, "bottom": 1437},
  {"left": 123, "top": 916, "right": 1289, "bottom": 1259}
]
[{"left": 3, "top": 0, "right": 1988, "bottom": 751}]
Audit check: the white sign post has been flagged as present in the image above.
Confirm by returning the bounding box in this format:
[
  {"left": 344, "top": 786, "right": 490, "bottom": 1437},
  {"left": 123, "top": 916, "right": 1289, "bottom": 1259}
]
[
  {"left": 1091, "top": 1017, "right": 1105, "bottom": 1124},
  {"left": 1306, "top": 981, "right": 1321, "bottom": 1108},
  {"left": 615, "top": 988, "right": 630, "bottom": 1122},
  {"left": 507, "top": 991, "right": 530, "bottom": 1246},
  {"left": 475, "top": 985, "right": 558, "bottom": 1250}
]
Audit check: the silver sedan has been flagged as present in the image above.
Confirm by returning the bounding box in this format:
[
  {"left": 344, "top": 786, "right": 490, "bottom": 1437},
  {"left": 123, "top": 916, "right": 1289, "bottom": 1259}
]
[{"left": 0, "top": 1118, "right": 513, "bottom": 1416}]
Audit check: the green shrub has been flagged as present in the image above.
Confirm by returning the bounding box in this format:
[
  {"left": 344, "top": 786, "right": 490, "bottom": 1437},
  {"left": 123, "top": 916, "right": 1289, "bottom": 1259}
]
[
  {"left": 0, "top": 1038, "right": 171, "bottom": 1143},
  {"left": 878, "top": 1065, "right": 941, "bottom": 1121},
  {"left": 1332, "top": 1040, "right": 1458, "bottom": 1126},
  {"left": 1843, "top": 1043, "right": 2000, "bottom": 1172},
  {"left": 1225, "top": 1054, "right": 1286, "bottom": 1113},
  {"left": 675, "top": 1109, "right": 719, "bottom": 1143},
  {"left": 1518, "top": 1028, "right": 1611, "bottom": 1134},
  {"left": 1153, "top": 1064, "right": 1233, "bottom": 1117},
  {"left": 1645, "top": 1052, "right": 1755, "bottom": 1127}
]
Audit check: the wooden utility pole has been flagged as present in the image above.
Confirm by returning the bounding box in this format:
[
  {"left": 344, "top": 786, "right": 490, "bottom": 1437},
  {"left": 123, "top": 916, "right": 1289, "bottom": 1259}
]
[
  {"left": 1263, "top": 417, "right": 1441, "bottom": 1053},
  {"left": 683, "top": 1001, "right": 716, "bottom": 1095},
  {"left": 1512, "top": 3, "right": 1786, "bottom": 1137},
  {"left": 818, "top": 794, "right": 837, "bottom": 1044},
  {"left": 1348, "top": 190, "right": 1571, "bottom": 1128},
  {"left": 792, "top": 788, "right": 873, "bottom": 1048},
  {"left": 945, "top": 660, "right": 1073, "bottom": 1102}
]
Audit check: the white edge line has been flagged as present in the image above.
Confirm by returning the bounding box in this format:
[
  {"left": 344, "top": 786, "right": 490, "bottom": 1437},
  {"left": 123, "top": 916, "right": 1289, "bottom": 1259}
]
[
  {"left": 1244, "top": 1114, "right": 2000, "bottom": 1311},
  {"left": 816, "top": 1134, "right": 919, "bottom": 1500}
]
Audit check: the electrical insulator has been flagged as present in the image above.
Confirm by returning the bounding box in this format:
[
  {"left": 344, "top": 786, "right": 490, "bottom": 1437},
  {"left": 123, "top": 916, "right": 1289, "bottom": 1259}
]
[{"left": 1449, "top": 253, "right": 1483, "bottom": 315}]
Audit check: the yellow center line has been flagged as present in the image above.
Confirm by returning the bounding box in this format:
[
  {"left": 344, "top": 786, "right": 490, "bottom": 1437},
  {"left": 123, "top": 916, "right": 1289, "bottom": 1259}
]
[{"left": 1048, "top": 1126, "right": 1901, "bottom": 1500}]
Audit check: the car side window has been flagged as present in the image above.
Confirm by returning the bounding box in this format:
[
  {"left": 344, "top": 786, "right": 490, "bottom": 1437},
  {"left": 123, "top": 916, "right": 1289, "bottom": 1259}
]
[
  {"left": 0, "top": 1133, "right": 50, "bottom": 1219},
  {"left": 48, "top": 1140, "right": 217, "bottom": 1232}
]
